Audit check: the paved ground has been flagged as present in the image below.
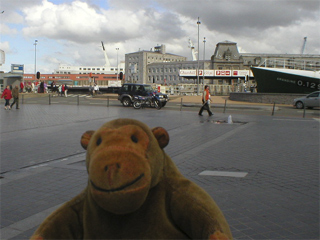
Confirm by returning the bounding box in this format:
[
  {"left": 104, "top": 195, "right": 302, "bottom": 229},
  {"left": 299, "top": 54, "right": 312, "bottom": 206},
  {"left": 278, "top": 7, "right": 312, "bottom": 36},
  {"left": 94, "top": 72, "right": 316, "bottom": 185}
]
[{"left": 0, "top": 101, "right": 319, "bottom": 239}]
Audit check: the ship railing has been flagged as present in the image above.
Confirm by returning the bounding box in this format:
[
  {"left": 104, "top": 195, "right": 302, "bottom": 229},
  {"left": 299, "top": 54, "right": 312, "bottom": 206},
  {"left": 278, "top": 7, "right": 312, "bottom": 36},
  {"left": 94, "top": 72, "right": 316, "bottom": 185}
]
[{"left": 259, "top": 58, "right": 320, "bottom": 71}]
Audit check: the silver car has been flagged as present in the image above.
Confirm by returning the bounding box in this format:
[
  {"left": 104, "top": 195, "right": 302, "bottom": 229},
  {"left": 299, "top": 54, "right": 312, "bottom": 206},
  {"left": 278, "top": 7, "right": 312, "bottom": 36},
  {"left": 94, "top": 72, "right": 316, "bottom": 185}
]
[{"left": 293, "top": 91, "right": 320, "bottom": 109}]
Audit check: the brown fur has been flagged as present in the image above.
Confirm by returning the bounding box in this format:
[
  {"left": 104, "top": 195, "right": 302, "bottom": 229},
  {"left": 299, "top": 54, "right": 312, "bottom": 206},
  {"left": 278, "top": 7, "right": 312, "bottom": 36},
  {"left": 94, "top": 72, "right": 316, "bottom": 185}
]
[{"left": 31, "top": 118, "right": 232, "bottom": 239}]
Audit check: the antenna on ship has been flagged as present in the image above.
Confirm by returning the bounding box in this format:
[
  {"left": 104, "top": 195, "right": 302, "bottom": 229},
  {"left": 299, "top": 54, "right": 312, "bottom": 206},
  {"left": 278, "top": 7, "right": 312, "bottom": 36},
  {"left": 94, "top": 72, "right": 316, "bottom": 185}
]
[
  {"left": 101, "top": 41, "right": 111, "bottom": 67},
  {"left": 301, "top": 37, "right": 307, "bottom": 55},
  {"left": 188, "top": 38, "right": 198, "bottom": 61}
]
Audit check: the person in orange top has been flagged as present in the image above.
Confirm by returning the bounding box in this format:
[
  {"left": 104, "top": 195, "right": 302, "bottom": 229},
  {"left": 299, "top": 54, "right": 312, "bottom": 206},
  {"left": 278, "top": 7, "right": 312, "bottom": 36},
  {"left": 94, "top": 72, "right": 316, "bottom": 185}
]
[
  {"left": 198, "top": 85, "right": 213, "bottom": 116},
  {"left": 1, "top": 85, "right": 13, "bottom": 110}
]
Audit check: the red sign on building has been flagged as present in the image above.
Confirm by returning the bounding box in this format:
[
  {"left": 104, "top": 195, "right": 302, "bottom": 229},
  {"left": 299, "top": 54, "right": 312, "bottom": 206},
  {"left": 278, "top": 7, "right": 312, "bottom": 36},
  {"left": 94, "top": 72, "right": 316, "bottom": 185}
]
[{"left": 215, "top": 70, "right": 231, "bottom": 76}]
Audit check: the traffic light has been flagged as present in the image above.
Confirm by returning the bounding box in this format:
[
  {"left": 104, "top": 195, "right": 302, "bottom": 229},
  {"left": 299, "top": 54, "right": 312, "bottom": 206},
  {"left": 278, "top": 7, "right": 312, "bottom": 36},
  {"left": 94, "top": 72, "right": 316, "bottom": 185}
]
[
  {"left": 36, "top": 71, "right": 40, "bottom": 79},
  {"left": 119, "top": 72, "right": 123, "bottom": 80}
]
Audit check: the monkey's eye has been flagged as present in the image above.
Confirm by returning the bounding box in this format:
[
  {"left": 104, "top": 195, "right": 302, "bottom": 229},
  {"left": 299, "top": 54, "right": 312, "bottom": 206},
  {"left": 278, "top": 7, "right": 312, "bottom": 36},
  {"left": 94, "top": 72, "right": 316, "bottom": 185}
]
[
  {"left": 96, "top": 137, "right": 102, "bottom": 146},
  {"left": 131, "top": 135, "right": 138, "bottom": 143}
]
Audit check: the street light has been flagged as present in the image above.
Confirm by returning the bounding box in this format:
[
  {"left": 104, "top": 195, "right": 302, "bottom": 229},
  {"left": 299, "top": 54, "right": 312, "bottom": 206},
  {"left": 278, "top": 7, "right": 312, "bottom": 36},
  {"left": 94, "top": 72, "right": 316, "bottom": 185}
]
[
  {"left": 34, "top": 40, "right": 38, "bottom": 79},
  {"left": 203, "top": 37, "right": 206, "bottom": 89},
  {"left": 116, "top": 48, "right": 119, "bottom": 81},
  {"left": 197, "top": 17, "right": 201, "bottom": 95}
]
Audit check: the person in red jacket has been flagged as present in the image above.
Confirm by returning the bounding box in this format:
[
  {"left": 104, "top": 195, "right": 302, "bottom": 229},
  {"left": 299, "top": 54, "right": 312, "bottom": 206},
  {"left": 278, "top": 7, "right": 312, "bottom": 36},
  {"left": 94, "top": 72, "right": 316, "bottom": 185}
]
[
  {"left": 20, "top": 81, "right": 24, "bottom": 93},
  {"left": 198, "top": 85, "right": 213, "bottom": 116},
  {"left": 1, "top": 85, "right": 13, "bottom": 110}
]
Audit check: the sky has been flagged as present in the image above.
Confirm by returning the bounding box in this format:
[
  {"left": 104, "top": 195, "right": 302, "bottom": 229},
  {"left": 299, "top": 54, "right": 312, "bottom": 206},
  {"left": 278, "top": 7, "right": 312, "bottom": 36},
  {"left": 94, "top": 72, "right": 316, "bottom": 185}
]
[{"left": 0, "top": 0, "right": 319, "bottom": 74}]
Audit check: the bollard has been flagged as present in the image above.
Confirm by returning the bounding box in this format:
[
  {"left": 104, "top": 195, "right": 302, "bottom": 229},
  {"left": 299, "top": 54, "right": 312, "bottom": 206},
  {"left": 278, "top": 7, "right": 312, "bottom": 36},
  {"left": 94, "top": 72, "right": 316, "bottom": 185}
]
[
  {"left": 271, "top": 102, "right": 276, "bottom": 116},
  {"left": 180, "top": 98, "right": 183, "bottom": 111},
  {"left": 223, "top": 100, "right": 227, "bottom": 113},
  {"left": 77, "top": 95, "right": 80, "bottom": 105},
  {"left": 49, "top": 94, "right": 51, "bottom": 105},
  {"left": 107, "top": 96, "right": 109, "bottom": 107},
  {"left": 303, "top": 103, "right": 306, "bottom": 118}
]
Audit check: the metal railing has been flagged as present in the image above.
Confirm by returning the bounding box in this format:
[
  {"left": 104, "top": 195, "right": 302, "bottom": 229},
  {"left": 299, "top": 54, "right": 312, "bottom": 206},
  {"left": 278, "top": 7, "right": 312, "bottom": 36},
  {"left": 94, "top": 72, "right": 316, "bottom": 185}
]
[{"left": 259, "top": 58, "right": 320, "bottom": 71}]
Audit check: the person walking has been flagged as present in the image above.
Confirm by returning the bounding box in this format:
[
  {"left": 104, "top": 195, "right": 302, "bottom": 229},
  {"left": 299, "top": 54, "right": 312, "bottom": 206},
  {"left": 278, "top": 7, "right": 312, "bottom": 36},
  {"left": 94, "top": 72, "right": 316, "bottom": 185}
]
[
  {"left": 61, "top": 84, "right": 65, "bottom": 97},
  {"left": 93, "top": 83, "right": 99, "bottom": 96},
  {"left": 40, "top": 80, "right": 44, "bottom": 93},
  {"left": 198, "top": 85, "right": 213, "bottom": 116},
  {"left": 1, "top": 85, "right": 13, "bottom": 110},
  {"left": 10, "top": 85, "right": 20, "bottom": 109},
  {"left": 58, "top": 85, "right": 62, "bottom": 97},
  {"left": 64, "top": 84, "right": 68, "bottom": 97},
  {"left": 20, "top": 81, "right": 24, "bottom": 93}
]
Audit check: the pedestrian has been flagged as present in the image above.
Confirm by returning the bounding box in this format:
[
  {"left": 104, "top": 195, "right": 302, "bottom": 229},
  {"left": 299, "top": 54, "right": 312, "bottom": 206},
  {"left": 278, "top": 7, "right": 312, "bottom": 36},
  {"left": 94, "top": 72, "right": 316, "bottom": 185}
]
[
  {"left": 11, "top": 85, "right": 20, "bottom": 109},
  {"left": 64, "top": 84, "right": 68, "bottom": 97},
  {"left": 1, "top": 85, "right": 13, "bottom": 110},
  {"left": 198, "top": 85, "right": 213, "bottom": 116},
  {"left": 58, "top": 85, "right": 62, "bottom": 96},
  {"left": 89, "top": 85, "right": 94, "bottom": 96},
  {"left": 61, "top": 84, "right": 65, "bottom": 97},
  {"left": 93, "top": 83, "right": 99, "bottom": 95},
  {"left": 40, "top": 80, "right": 44, "bottom": 93},
  {"left": 51, "top": 82, "right": 57, "bottom": 96},
  {"left": 20, "top": 81, "right": 24, "bottom": 93},
  {"left": 44, "top": 82, "right": 47, "bottom": 93}
]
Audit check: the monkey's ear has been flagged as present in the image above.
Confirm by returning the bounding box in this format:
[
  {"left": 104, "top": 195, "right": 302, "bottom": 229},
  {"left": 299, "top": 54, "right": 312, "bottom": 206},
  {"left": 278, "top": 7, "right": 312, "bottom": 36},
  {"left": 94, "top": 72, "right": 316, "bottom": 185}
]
[
  {"left": 80, "top": 130, "right": 95, "bottom": 150},
  {"left": 152, "top": 127, "right": 169, "bottom": 149}
]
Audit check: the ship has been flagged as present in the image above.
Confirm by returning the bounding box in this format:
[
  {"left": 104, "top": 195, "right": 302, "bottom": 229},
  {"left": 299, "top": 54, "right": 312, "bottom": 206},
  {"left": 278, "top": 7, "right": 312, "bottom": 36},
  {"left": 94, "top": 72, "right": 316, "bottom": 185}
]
[{"left": 251, "top": 59, "right": 320, "bottom": 94}]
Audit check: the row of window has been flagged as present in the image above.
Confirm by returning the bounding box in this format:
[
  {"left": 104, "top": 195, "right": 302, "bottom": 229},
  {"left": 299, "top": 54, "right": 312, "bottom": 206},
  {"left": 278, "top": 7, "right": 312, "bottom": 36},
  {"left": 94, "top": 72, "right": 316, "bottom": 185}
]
[
  {"left": 77, "top": 68, "right": 124, "bottom": 71},
  {"left": 148, "top": 68, "right": 178, "bottom": 73},
  {"left": 56, "top": 71, "right": 122, "bottom": 75},
  {"left": 23, "top": 76, "right": 119, "bottom": 81},
  {"left": 129, "top": 56, "right": 184, "bottom": 62}
]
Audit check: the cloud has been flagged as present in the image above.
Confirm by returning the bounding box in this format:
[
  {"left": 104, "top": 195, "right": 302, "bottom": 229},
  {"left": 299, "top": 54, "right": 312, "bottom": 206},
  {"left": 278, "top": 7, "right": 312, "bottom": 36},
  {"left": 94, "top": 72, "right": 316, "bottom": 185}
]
[
  {"left": 0, "top": 42, "right": 11, "bottom": 53},
  {"left": 0, "top": 24, "right": 18, "bottom": 35},
  {"left": 157, "top": 0, "right": 320, "bottom": 32}
]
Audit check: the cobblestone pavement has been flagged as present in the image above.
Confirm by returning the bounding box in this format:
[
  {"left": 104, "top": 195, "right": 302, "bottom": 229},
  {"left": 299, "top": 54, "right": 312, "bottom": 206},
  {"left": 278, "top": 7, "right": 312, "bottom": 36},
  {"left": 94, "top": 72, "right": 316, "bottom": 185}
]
[{"left": 0, "top": 103, "right": 319, "bottom": 239}]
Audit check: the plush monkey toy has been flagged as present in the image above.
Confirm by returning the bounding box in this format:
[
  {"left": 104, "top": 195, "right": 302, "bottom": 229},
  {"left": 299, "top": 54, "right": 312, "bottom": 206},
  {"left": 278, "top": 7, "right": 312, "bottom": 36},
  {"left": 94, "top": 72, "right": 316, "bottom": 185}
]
[{"left": 31, "top": 118, "right": 232, "bottom": 240}]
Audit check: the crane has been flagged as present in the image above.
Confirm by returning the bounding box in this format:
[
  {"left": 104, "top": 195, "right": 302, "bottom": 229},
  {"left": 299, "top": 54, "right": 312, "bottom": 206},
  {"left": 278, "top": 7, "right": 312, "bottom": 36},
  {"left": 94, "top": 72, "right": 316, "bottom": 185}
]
[
  {"left": 101, "top": 41, "right": 111, "bottom": 67},
  {"left": 188, "top": 39, "right": 198, "bottom": 61},
  {"left": 301, "top": 37, "right": 307, "bottom": 54}
]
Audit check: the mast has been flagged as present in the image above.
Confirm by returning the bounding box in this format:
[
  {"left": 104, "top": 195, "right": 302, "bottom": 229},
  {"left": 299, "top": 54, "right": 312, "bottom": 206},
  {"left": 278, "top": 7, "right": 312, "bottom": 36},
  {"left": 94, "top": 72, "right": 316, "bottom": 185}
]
[{"left": 301, "top": 37, "right": 307, "bottom": 55}]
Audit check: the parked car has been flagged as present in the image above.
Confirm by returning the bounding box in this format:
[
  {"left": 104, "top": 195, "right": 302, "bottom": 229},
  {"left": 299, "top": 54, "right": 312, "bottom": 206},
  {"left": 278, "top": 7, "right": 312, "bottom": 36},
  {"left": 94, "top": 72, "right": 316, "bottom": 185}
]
[
  {"left": 118, "top": 83, "right": 169, "bottom": 107},
  {"left": 293, "top": 91, "right": 320, "bottom": 109}
]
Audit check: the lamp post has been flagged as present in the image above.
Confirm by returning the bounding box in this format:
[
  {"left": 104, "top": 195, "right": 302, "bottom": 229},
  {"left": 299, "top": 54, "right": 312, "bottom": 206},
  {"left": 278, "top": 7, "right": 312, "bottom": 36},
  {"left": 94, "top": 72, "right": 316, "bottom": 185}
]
[
  {"left": 116, "top": 48, "right": 119, "bottom": 81},
  {"left": 203, "top": 37, "right": 206, "bottom": 89},
  {"left": 34, "top": 40, "right": 38, "bottom": 80},
  {"left": 197, "top": 17, "right": 201, "bottom": 95}
]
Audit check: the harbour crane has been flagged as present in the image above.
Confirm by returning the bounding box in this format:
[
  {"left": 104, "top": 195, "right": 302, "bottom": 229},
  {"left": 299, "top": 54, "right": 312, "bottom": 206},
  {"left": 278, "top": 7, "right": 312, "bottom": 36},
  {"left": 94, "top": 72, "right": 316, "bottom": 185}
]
[
  {"left": 101, "top": 41, "right": 111, "bottom": 67},
  {"left": 301, "top": 37, "right": 307, "bottom": 54},
  {"left": 188, "top": 39, "right": 198, "bottom": 61}
]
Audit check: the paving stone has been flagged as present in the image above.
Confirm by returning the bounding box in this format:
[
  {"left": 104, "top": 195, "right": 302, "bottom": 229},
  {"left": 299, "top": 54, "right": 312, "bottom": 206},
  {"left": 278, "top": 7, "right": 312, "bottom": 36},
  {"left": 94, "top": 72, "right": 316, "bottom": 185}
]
[{"left": 0, "top": 104, "right": 319, "bottom": 239}]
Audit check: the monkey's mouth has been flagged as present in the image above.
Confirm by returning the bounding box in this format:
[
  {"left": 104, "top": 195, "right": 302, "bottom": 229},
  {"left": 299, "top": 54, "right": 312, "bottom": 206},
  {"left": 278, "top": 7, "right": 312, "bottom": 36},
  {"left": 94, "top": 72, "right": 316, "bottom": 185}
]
[{"left": 90, "top": 173, "right": 145, "bottom": 193}]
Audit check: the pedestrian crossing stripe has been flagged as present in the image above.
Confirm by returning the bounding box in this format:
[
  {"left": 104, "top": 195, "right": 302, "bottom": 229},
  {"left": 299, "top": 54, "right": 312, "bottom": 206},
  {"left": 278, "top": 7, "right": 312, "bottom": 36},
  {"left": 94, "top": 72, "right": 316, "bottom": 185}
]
[{"left": 67, "top": 94, "right": 90, "bottom": 98}]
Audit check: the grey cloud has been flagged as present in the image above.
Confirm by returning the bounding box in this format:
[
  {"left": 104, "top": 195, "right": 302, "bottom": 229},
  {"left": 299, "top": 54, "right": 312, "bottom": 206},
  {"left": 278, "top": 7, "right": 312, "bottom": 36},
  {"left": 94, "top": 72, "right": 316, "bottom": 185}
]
[{"left": 157, "top": 0, "right": 319, "bottom": 34}]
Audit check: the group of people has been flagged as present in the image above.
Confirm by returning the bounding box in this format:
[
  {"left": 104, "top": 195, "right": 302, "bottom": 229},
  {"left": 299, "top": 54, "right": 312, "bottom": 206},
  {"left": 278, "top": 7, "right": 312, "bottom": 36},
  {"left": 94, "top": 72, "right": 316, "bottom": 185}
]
[
  {"left": 2, "top": 82, "right": 213, "bottom": 114},
  {"left": 50, "top": 82, "right": 68, "bottom": 97},
  {"left": 89, "top": 83, "right": 100, "bottom": 96},
  {"left": 1, "top": 85, "right": 20, "bottom": 110}
]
